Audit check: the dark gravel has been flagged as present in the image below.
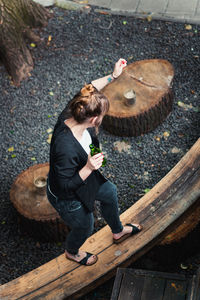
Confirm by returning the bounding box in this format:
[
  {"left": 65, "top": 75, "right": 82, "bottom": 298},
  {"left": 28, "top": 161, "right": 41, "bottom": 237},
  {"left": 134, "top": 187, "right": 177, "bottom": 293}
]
[{"left": 0, "top": 6, "right": 200, "bottom": 299}]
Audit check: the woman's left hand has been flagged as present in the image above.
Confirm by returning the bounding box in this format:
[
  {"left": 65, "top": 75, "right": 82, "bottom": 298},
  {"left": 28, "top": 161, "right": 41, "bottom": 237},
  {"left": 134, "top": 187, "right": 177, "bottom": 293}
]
[{"left": 112, "top": 58, "right": 127, "bottom": 79}]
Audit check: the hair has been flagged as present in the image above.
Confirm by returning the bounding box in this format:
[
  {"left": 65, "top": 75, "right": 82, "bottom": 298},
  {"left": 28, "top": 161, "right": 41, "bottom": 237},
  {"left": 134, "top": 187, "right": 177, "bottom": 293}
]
[{"left": 67, "top": 84, "right": 109, "bottom": 125}]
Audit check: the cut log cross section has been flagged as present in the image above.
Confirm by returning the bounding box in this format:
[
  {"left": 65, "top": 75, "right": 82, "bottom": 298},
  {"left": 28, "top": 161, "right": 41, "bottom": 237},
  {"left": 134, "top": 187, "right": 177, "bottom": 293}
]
[
  {"left": 10, "top": 163, "right": 68, "bottom": 242},
  {"left": 102, "top": 59, "right": 174, "bottom": 137}
]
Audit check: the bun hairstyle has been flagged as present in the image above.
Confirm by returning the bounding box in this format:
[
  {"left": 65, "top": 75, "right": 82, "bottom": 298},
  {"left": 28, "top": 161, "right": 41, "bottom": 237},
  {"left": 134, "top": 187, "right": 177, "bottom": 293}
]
[{"left": 68, "top": 84, "right": 109, "bottom": 124}]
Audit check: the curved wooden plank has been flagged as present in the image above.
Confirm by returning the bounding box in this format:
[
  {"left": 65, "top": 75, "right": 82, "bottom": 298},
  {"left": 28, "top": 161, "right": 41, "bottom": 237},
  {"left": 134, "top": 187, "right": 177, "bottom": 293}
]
[{"left": 0, "top": 139, "right": 199, "bottom": 300}]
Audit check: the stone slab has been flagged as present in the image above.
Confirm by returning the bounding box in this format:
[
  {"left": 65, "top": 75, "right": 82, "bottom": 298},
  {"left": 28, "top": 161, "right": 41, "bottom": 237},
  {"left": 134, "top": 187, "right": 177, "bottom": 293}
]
[
  {"left": 55, "top": 0, "right": 84, "bottom": 10},
  {"left": 166, "top": 0, "right": 198, "bottom": 13},
  {"left": 110, "top": 0, "right": 139, "bottom": 11},
  {"left": 137, "top": 0, "right": 167, "bottom": 13},
  {"left": 196, "top": 0, "right": 200, "bottom": 15},
  {"left": 88, "top": 0, "right": 112, "bottom": 9}
]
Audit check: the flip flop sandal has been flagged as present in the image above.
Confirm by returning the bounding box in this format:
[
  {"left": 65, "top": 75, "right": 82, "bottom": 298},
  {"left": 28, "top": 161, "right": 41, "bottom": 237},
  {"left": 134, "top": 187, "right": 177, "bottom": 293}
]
[
  {"left": 113, "top": 223, "right": 142, "bottom": 244},
  {"left": 66, "top": 252, "right": 98, "bottom": 266}
]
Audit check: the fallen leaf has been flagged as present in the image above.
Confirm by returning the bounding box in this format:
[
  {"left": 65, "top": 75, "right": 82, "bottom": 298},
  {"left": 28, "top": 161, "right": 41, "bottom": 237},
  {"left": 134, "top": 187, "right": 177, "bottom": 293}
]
[
  {"left": 30, "top": 43, "right": 36, "bottom": 47},
  {"left": 144, "top": 188, "right": 151, "bottom": 193},
  {"left": 180, "top": 263, "right": 188, "bottom": 270},
  {"left": 47, "top": 134, "right": 52, "bottom": 144},
  {"left": 8, "top": 146, "right": 14, "bottom": 152},
  {"left": 11, "top": 154, "right": 16, "bottom": 158},
  {"left": 171, "top": 147, "right": 181, "bottom": 154},
  {"left": 178, "top": 133, "right": 184, "bottom": 138},
  {"left": 49, "top": 91, "right": 54, "bottom": 96},
  {"left": 154, "top": 136, "right": 160, "bottom": 141},
  {"left": 98, "top": 10, "right": 110, "bottom": 15},
  {"left": 147, "top": 15, "right": 152, "bottom": 22},
  {"left": 171, "top": 283, "right": 178, "bottom": 291},
  {"left": 128, "top": 184, "right": 134, "bottom": 189},
  {"left": 163, "top": 131, "right": 170, "bottom": 139},
  {"left": 123, "top": 20, "right": 127, "bottom": 25},
  {"left": 46, "top": 128, "right": 53, "bottom": 133},
  {"left": 113, "top": 141, "right": 131, "bottom": 153},
  {"left": 31, "top": 157, "right": 36, "bottom": 161},
  {"left": 178, "top": 101, "right": 198, "bottom": 111},
  {"left": 48, "top": 115, "right": 52, "bottom": 118},
  {"left": 47, "top": 35, "right": 52, "bottom": 46},
  {"left": 185, "top": 24, "right": 192, "bottom": 30},
  {"left": 10, "top": 106, "right": 16, "bottom": 114},
  {"left": 36, "top": 242, "right": 40, "bottom": 248}
]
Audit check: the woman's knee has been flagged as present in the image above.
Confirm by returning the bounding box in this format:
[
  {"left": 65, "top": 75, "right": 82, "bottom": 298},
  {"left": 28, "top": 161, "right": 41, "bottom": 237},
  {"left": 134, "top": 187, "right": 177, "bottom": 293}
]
[{"left": 104, "top": 181, "right": 118, "bottom": 202}]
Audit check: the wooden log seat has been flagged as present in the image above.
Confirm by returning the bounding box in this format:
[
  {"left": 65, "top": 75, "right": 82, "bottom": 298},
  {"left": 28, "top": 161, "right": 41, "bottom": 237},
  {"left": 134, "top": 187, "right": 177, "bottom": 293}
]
[
  {"left": 0, "top": 139, "right": 199, "bottom": 300},
  {"left": 102, "top": 59, "right": 174, "bottom": 137},
  {"left": 10, "top": 163, "right": 68, "bottom": 242}
]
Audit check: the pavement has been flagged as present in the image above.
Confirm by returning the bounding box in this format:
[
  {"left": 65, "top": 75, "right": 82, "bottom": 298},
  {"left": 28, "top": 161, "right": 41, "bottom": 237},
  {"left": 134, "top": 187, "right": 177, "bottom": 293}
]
[{"left": 34, "top": 0, "right": 200, "bottom": 24}]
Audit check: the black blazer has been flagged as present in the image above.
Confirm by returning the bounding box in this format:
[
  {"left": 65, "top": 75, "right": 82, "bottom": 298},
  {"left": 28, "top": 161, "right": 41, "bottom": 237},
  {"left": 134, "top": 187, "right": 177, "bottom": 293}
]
[{"left": 48, "top": 116, "right": 107, "bottom": 212}]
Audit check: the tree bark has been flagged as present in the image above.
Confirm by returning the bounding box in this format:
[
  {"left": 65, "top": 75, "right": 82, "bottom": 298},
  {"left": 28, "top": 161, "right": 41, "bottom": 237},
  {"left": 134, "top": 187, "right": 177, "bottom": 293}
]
[{"left": 0, "top": 0, "right": 51, "bottom": 86}]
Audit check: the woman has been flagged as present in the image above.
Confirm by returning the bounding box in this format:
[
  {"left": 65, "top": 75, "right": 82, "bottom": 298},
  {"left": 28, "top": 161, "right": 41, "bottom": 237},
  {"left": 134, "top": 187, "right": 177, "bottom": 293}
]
[{"left": 47, "top": 58, "right": 142, "bottom": 266}]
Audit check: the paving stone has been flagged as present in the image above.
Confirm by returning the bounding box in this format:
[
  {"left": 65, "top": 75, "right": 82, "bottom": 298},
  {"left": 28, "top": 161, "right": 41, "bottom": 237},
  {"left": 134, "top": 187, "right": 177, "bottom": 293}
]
[
  {"left": 55, "top": 0, "right": 83, "bottom": 10},
  {"left": 196, "top": 0, "right": 200, "bottom": 15},
  {"left": 88, "top": 0, "right": 112, "bottom": 9},
  {"left": 110, "top": 0, "right": 139, "bottom": 11},
  {"left": 137, "top": 0, "right": 167, "bottom": 13},
  {"left": 167, "top": 0, "right": 198, "bottom": 13}
]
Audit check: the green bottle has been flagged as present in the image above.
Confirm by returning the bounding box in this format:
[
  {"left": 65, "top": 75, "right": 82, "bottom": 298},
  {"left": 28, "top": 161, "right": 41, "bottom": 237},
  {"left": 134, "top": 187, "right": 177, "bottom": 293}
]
[{"left": 89, "top": 144, "right": 107, "bottom": 167}]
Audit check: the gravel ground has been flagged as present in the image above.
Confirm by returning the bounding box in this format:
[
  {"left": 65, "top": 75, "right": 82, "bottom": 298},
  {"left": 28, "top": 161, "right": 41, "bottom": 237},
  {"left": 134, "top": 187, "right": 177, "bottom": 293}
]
[{"left": 0, "top": 6, "right": 199, "bottom": 298}]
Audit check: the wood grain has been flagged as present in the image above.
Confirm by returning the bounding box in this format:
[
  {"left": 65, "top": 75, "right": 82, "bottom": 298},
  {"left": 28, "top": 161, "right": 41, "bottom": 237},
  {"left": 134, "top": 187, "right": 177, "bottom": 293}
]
[
  {"left": 0, "top": 139, "right": 199, "bottom": 300},
  {"left": 102, "top": 59, "right": 174, "bottom": 136}
]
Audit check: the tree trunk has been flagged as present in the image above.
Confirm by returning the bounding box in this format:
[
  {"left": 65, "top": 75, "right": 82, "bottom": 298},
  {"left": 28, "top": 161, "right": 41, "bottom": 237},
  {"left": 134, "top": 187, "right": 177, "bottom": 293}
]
[{"left": 0, "top": 0, "right": 51, "bottom": 86}]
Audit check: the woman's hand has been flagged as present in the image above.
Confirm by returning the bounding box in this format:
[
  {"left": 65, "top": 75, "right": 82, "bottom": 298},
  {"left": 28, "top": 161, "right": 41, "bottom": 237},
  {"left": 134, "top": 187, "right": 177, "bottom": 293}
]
[
  {"left": 86, "top": 153, "right": 104, "bottom": 171},
  {"left": 79, "top": 153, "right": 104, "bottom": 181},
  {"left": 112, "top": 58, "right": 127, "bottom": 79}
]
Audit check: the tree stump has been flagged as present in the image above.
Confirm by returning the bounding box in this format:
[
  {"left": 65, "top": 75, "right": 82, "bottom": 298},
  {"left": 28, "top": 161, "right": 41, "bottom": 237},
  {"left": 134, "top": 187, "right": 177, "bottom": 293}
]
[
  {"left": 10, "top": 163, "right": 69, "bottom": 242},
  {"left": 102, "top": 59, "right": 174, "bottom": 137},
  {"left": 0, "top": 0, "right": 51, "bottom": 86}
]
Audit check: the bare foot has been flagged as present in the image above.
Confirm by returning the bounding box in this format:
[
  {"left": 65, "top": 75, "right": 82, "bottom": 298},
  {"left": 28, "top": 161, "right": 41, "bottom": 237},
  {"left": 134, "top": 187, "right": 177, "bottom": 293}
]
[
  {"left": 113, "top": 223, "right": 142, "bottom": 240},
  {"left": 65, "top": 250, "right": 97, "bottom": 265}
]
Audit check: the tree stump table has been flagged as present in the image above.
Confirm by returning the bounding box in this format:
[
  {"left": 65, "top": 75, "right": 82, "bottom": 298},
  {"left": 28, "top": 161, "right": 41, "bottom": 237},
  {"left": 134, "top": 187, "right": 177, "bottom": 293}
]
[
  {"left": 102, "top": 59, "right": 174, "bottom": 137},
  {"left": 10, "top": 163, "right": 68, "bottom": 242}
]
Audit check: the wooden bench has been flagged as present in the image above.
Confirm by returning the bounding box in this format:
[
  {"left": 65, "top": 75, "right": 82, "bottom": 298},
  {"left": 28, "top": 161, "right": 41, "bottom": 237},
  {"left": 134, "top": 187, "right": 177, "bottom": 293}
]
[
  {"left": 0, "top": 139, "right": 199, "bottom": 299},
  {"left": 111, "top": 267, "right": 200, "bottom": 300}
]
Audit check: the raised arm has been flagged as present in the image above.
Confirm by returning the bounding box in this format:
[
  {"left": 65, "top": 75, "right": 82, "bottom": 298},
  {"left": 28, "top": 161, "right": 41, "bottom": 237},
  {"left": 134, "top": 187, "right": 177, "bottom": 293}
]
[{"left": 91, "top": 58, "right": 127, "bottom": 91}]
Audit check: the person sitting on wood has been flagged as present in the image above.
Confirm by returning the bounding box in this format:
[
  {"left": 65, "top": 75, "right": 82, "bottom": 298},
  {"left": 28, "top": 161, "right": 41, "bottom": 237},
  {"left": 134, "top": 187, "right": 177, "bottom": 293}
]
[{"left": 47, "top": 58, "right": 142, "bottom": 266}]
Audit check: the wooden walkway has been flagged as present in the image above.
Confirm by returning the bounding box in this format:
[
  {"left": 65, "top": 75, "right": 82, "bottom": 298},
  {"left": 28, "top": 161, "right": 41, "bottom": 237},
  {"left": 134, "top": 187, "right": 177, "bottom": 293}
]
[
  {"left": 111, "top": 267, "right": 200, "bottom": 300},
  {"left": 0, "top": 138, "right": 199, "bottom": 299}
]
